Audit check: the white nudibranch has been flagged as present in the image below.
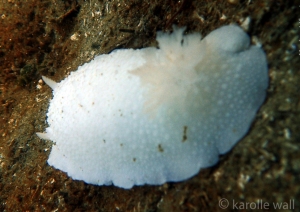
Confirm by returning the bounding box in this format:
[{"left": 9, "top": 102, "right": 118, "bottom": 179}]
[{"left": 37, "top": 25, "right": 268, "bottom": 189}]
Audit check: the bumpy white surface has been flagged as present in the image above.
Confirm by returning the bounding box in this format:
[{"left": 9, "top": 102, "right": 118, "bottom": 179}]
[{"left": 39, "top": 25, "right": 268, "bottom": 189}]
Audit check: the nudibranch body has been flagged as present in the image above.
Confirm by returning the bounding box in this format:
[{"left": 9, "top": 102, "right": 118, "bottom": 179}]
[{"left": 37, "top": 25, "right": 268, "bottom": 189}]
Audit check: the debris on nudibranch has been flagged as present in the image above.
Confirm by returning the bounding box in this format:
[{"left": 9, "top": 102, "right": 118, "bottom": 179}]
[{"left": 37, "top": 25, "right": 268, "bottom": 189}]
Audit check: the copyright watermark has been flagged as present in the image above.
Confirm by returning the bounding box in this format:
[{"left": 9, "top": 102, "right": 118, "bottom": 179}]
[
  {"left": 219, "top": 198, "right": 229, "bottom": 209},
  {"left": 218, "top": 198, "right": 295, "bottom": 210}
]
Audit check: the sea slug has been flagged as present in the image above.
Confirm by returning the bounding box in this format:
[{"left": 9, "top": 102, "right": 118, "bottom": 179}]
[{"left": 37, "top": 25, "right": 268, "bottom": 189}]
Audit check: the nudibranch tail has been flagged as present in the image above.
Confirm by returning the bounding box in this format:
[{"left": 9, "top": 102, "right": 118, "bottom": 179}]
[
  {"left": 42, "top": 76, "right": 57, "bottom": 90},
  {"left": 36, "top": 132, "right": 51, "bottom": 140}
]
